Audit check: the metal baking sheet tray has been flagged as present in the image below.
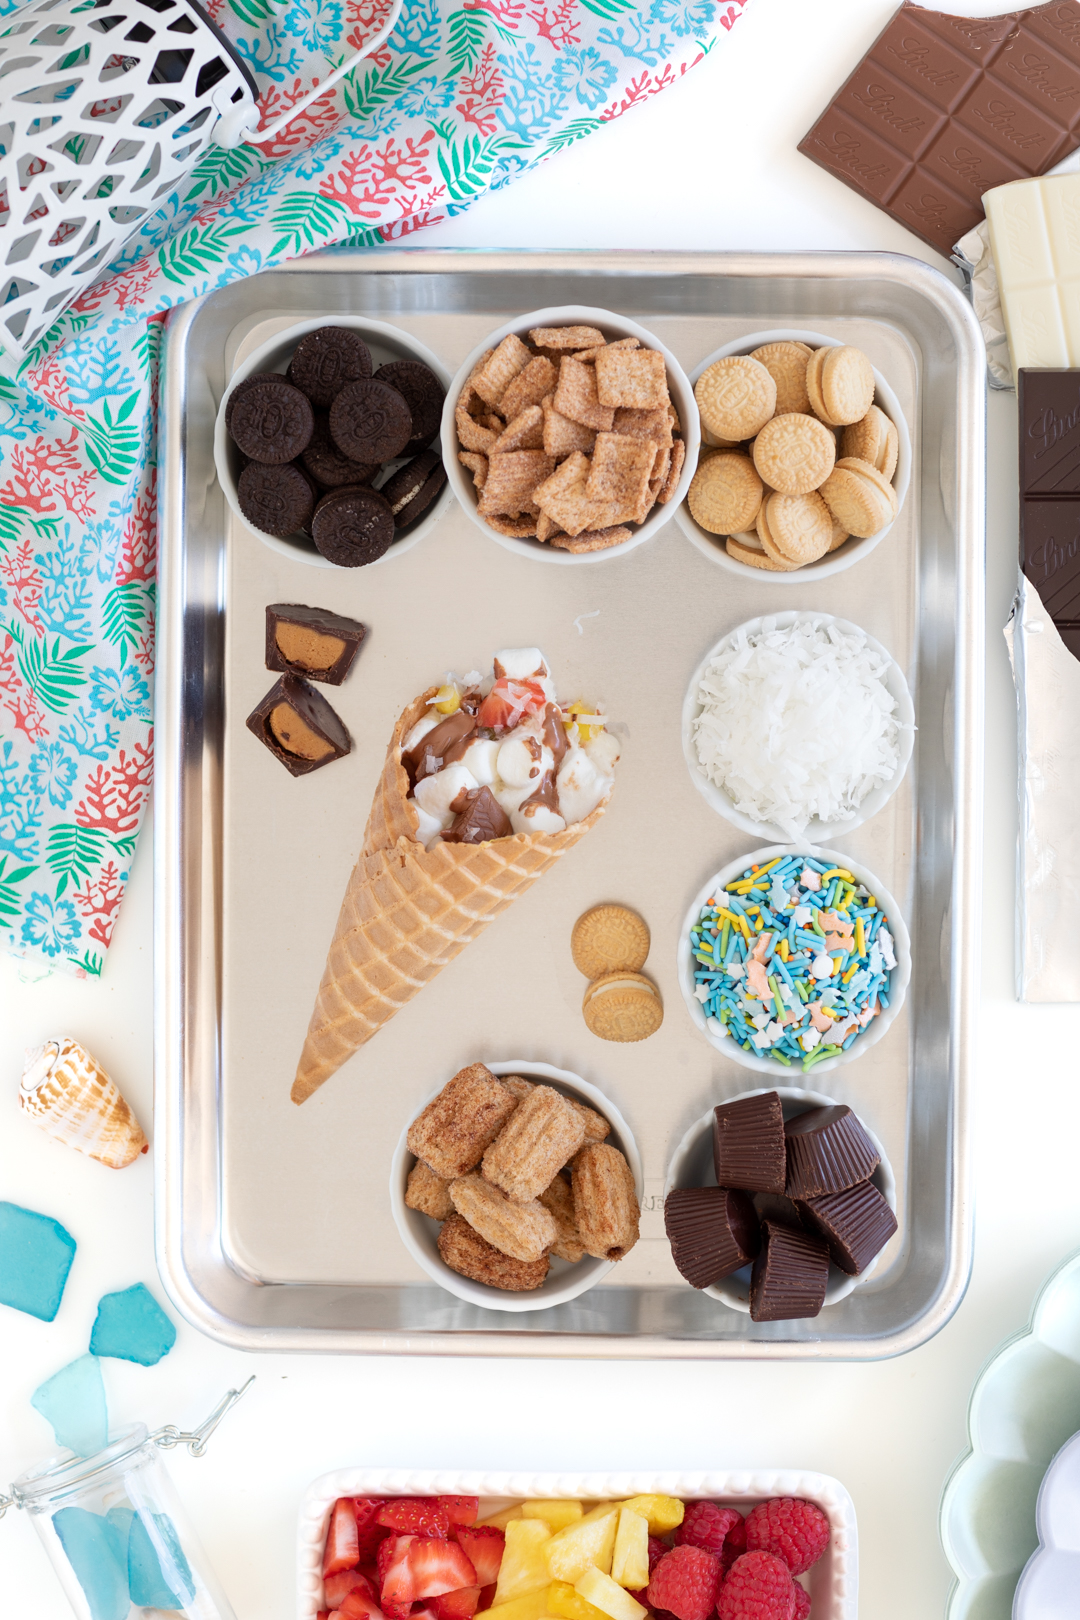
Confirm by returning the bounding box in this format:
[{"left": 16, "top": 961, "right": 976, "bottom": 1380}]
[{"left": 155, "top": 249, "right": 984, "bottom": 1358}]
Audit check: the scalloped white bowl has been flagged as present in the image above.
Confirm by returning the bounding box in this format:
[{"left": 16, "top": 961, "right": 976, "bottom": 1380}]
[
  {"left": 298, "top": 1468, "right": 859, "bottom": 1620},
  {"left": 390, "top": 1060, "right": 642, "bottom": 1313},
  {"left": 213, "top": 314, "right": 454, "bottom": 568},
  {"left": 676, "top": 844, "right": 911, "bottom": 1077},
  {"left": 1015, "top": 1429, "right": 1080, "bottom": 1619},
  {"left": 663, "top": 1085, "right": 896, "bottom": 1314},
  {"left": 674, "top": 327, "right": 911, "bottom": 582},
  {"left": 682, "top": 610, "right": 915, "bottom": 845}
]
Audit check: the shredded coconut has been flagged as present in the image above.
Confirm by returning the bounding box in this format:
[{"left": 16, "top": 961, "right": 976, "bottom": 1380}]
[{"left": 692, "top": 616, "right": 904, "bottom": 837}]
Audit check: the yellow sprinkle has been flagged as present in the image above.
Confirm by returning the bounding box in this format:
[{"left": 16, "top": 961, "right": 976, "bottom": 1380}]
[
  {"left": 843, "top": 965, "right": 857, "bottom": 983},
  {"left": 833, "top": 955, "right": 844, "bottom": 974},
  {"left": 867, "top": 896, "right": 876, "bottom": 909},
  {"left": 776, "top": 940, "right": 789, "bottom": 962},
  {"left": 855, "top": 919, "right": 866, "bottom": 957},
  {"left": 820, "top": 867, "right": 854, "bottom": 882}
]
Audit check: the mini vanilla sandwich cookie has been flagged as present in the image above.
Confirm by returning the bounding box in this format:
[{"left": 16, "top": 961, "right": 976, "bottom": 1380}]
[{"left": 582, "top": 970, "right": 663, "bottom": 1042}]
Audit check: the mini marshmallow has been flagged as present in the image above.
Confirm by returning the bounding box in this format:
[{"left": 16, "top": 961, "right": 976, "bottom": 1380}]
[
  {"left": 498, "top": 734, "right": 552, "bottom": 787},
  {"left": 413, "top": 803, "right": 445, "bottom": 847},
  {"left": 492, "top": 646, "right": 555, "bottom": 699},
  {"left": 555, "top": 744, "right": 612, "bottom": 825},
  {"left": 584, "top": 729, "right": 620, "bottom": 774},
  {"left": 460, "top": 737, "right": 501, "bottom": 787},
  {"left": 511, "top": 800, "right": 566, "bottom": 837},
  {"left": 413, "top": 763, "right": 478, "bottom": 825},
  {"left": 402, "top": 712, "right": 439, "bottom": 752}
]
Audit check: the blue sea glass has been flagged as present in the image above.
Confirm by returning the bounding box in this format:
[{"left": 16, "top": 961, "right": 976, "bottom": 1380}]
[
  {"left": 0, "top": 1201, "right": 76, "bottom": 1321},
  {"left": 89, "top": 1282, "right": 176, "bottom": 1366},
  {"left": 129, "top": 1510, "right": 196, "bottom": 1607},
  {"left": 53, "top": 1506, "right": 128, "bottom": 1620},
  {"left": 31, "top": 1355, "right": 108, "bottom": 1457}
]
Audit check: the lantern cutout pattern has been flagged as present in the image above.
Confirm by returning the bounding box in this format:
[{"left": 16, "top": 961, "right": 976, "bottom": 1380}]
[{"left": 0, "top": 0, "right": 403, "bottom": 362}]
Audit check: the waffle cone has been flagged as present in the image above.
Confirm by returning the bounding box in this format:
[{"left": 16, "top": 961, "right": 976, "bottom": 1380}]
[
  {"left": 20, "top": 1038, "right": 148, "bottom": 1169},
  {"left": 292, "top": 690, "right": 607, "bottom": 1103}
]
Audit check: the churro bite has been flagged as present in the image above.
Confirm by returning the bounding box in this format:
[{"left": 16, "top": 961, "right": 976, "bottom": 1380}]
[
  {"left": 405, "top": 1062, "right": 518, "bottom": 1181},
  {"left": 573, "top": 1142, "right": 641, "bottom": 1261},
  {"left": 481, "top": 1084, "right": 586, "bottom": 1203},
  {"left": 437, "top": 1213, "right": 550, "bottom": 1291}
]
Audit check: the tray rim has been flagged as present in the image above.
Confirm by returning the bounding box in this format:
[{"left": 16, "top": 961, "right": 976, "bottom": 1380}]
[
  {"left": 294, "top": 1467, "right": 859, "bottom": 1620},
  {"left": 155, "top": 247, "right": 984, "bottom": 1359}
]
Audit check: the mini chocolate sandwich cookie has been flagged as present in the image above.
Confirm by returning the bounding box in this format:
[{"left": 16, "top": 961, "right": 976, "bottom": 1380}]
[
  {"left": 287, "top": 326, "right": 372, "bottom": 409},
  {"left": 311, "top": 484, "right": 396, "bottom": 567},
  {"left": 329, "top": 378, "right": 412, "bottom": 465},
  {"left": 224, "top": 371, "right": 283, "bottom": 435},
  {"left": 301, "top": 414, "right": 380, "bottom": 490},
  {"left": 246, "top": 673, "right": 350, "bottom": 776},
  {"left": 265, "top": 603, "right": 366, "bottom": 685},
  {"left": 374, "top": 360, "right": 445, "bottom": 452},
  {"left": 228, "top": 377, "right": 314, "bottom": 465},
  {"left": 379, "top": 449, "right": 447, "bottom": 533},
  {"left": 237, "top": 460, "right": 316, "bottom": 537},
  {"left": 582, "top": 970, "right": 663, "bottom": 1042}
]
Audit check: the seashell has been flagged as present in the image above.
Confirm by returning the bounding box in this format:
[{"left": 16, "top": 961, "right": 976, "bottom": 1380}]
[{"left": 20, "top": 1039, "right": 148, "bottom": 1169}]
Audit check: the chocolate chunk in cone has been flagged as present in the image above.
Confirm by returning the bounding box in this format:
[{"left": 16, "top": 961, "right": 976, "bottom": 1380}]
[
  {"left": 750, "top": 1220, "right": 830, "bottom": 1323},
  {"left": 664, "top": 1186, "right": 760, "bottom": 1289},
  {"left": 713, "top": 1091, "right": 786, "bottom": 1194},
  {"left": 784, "top": 1105, "right": 880, "bottom": 1199},
  {"left": 796, "top": 1180, "right": 897, "bottom": 1276},
  {"left": 292, "top": 689, "right": 607, "bottom": 1102}
]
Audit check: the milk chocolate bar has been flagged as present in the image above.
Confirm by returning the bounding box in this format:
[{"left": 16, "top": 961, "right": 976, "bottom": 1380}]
[
  {"left": 799, "top": 2, "right": 1080, "bottom": 258},
  {"left": 1019, "top": 368, "right": 1080, "bottom": 660},
  {"left": 245, "top": 674, "right": 350, "bottom": 777},
  {"left": 265, "top": 602, "right": 366, "bottom": 685}
]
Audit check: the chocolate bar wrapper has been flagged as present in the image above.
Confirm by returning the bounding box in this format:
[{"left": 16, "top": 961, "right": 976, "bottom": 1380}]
[{"left": 1005, "top": 573, "right": 1080, "bottom": 1000}]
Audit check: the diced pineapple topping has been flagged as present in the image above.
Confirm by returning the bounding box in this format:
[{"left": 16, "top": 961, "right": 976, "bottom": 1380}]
[
  {"left": 522, "top": 1501, "right": 585, "bottom": 1532},
  {"left": 575, "top": 1569, "right": 648, "bottom": 1620},
  {"left": 614, "top": 1496, "right": 684, "bottom": 1536},
  {"left": 545, "top": 1581, "right": 610, "bottom": 1620},
  {"left": 478, "top": 1504, "right": 525, "bottom": 1530},
  {"left": 546, "top": 1511, "right": 618, "bottom": 1583},
  {"left": 610, "top": 1510, "right": 649, "bottom": 1591},
  {"left": 496, "top": 1521, "right": 555, "bottom": 1604},
  {"left": 475, "top": 1590, "right": 549, "bottom": 1620},
  {"left": 433, "top": 683, "right": 462, "bottom": 714}
]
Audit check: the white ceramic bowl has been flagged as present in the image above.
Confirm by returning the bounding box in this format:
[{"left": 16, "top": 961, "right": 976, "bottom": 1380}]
[
  {"left": 674, "top": 327, "right": 912, "bottom": 582},
  {"left": 682, "top": 611, "right": 915, "bottom": 844},
  {"left": 440, "top": 304, "right": 699, "bottom": 565},
  {"left": 677, "top": 844, "right": 911, "bottom": 1077},
  {"left": 1015, "top": 1429, "right": 1080, "bottom": 1620},
  {"left": 213, "top": 315, "right": 454, "bottom": 568},
  {"left": 389, "top": 1060, "right": 642, "bottom": 1313},
  {"left": 663, "top": 1086, "right": 895, "bottom": 1315}
]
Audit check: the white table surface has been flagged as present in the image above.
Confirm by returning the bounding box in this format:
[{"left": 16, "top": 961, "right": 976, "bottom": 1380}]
[{"left": 1, "top": 1, "right": 1074, "bottom": 1615}]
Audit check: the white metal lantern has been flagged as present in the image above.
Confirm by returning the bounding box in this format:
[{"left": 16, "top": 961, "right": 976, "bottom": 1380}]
[{"left": 0, "top": 0, "right": 402, "bottom": 363}]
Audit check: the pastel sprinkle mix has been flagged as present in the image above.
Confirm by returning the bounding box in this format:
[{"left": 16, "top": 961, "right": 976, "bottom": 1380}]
[{"left": 690, "top": 856, "right": 896, "bottom": 1070}]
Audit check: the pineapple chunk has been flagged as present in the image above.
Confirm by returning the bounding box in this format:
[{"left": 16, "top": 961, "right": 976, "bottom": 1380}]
[
  {"left": 610, "top": 1510, "right": 649, "bottom": 1591},
  {"left": 615, "top": 1496, "right": 684, "bottom": 1537},
  {"left": 495, "top": 1520, "right": 554, "bottom": 1604},
  {"left": 546, "top": 1512, "right": 618, "bottom": 1583},
  {"left": 546, "top": 1582, "right": 610, "bottom": 1620},
  {"left": 476, "top": 1592, "right": 550, "bottom": 1620},
  {"left": 575, "top": 1569, "right": 648, "bottom": 1620},
  {"left": 523, "top": 1501, "right": 585, "bottom": 1532},
  {"left": 479, "top": 1504, "right": 526, "bottom": 1530}
]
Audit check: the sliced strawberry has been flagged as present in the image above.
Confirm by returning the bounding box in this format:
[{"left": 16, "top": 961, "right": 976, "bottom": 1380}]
[
  {"left": 326, "top": 1571, "right": 376, "bottom": 1609},
  {"left": 319, "top": 1612, "right": 331, "bottom": 1620},
  {"left": 477, "top": 678, "right": 547, "bottom": 731},
  {"left": 338, "top": 1590, "right": 385, "bottom": 1620},
  {"left": 433, "top": 1586, "right": 481, "bottom": 1620},
  {"left": 478, "top": 1587, "right": 496, "bottom": 1612},
  {"left": 407, "top": 1537, "right": 478, "bottom": 1600},
  {"left": 325, "top": 1499, "right": 361, "bottom": 1576},
  {"left": 438, "top": 1498, "right": 479, "bottom": 1528},
  {"left": 380, "top": 1535, "right": 417, "bottom": 1620},
  {"left": 454, "top": 1527, "right": 504, "bottom": 1587},
  {"left": 378, "top": 1499, "right": 451, "bottom": 1539}
]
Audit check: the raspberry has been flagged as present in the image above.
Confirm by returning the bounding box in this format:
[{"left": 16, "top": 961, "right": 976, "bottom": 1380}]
[
  {"left": 649, "top": 1537, "right": 672, "bottom": 1575},
  {"left": 744, "top": 1500, "right": 829, "bottom": 1577},
  {"left": 792, "top": 1586, "right": 811, "bottom": 1620},
  {"left": 717, "top": 1553, "right": 796, "bottom": 1620},
  {"left": 675, "top": 1504, "right": 744, "bottom": 1559},
  {"left": 647, "top": 1545, "right": 722, "bottom": 1620},
  {"left": 721, "top": 1516, "right": 746, "bottom": 1575}
]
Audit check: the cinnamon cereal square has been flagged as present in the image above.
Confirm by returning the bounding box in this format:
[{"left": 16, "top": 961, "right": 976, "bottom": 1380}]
[
  {"left": 553, "top": 356, "right": 615, "bottom": 432},
  {"left": 472, "top": 334, "right": 533, "bottom": 407},
  {"left": 478, "top": 449, "right": 554, "bottom": 516},
  {"left": 585, "top": 432, "right": 655, "bottom": 516},
  {"left": 498, "top": 356, "right": 558, "bottom": 421},
  {"left": 542, "top": 395, "right": 597, "bottom": 457},
  {"left": 594, "top": 347, "right": 668, "bottom": 410}
]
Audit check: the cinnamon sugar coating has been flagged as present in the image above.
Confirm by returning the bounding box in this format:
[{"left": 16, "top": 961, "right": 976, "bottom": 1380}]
[
  {"left": 481, "top": 1084, "right": 586, "bottom": 1202},
  {"left": 437, "top": 1212, "right": 550, "bottom": 1291},
  {"left": 572, "top": 1142, "right": 640, "bottom": 1260},
  {"left": 406, "top": 1063, "right": 518, "bottom": 1181}
]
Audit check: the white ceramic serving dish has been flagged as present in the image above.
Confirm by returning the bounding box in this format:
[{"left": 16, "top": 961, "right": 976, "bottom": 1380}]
[
  {"left": 676, "top": 844, "right": 911, "bottom": 1077},
  {"left": 213, "top": 315, "right": 454, "bottom": 567},
  {"left": 682, "top": 610, "right": 915, "bottom": 844},
  {"left": 440, "top": 304, "right": 699, "bottom": 565},
  {"left": 674, "top": 327, "right": 912, "bottom": 582},
  {"left": 663, "top": 1086, "right": 896, "bottom": 1315},
  {"left": 297, "top": 1468, "right": 859, "bottom": 1620},
  {"left": 1014, "top": 1429, "right": 1080, "bottom": 1619},
  {"left": 941, "top": 1249, "right": 1080, "bottom": 1620},
  {"left": 389, "top": 1060, "right": 642, "bottom": 1313}
]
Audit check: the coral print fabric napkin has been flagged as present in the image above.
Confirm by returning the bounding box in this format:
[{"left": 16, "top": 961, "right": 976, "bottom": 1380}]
[{"left": 0, "top": 0, "right": 750, "bottom": 976}]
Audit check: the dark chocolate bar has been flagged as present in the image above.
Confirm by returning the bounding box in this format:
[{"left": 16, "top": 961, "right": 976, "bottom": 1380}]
[
  {"left": 749, "top": 1220, "right": 830, "bottom": 1323},
  {"left": 265, "top": 603, "right": 366, "bottom": 685},
  {"left": 713, "top": 1091, "right": 786, "bottom": 1195},
  {"left": 664, "top": 1186, "right": 760, "bottom": 1289},
  {"left": 799, "top": 3, "right": 1080, "bottom": 258},
  {"left": 1019, "top": 368, "right": 1080, "bottom": 660},
  {"left": 796, "top": 1181, "right": 898, "bottom": 1276},
  {"left": 784, "top": 1105, "right": 881, "bottom": 1200},
  {"left": 246, "top": 673, "right": 350, "bottom": 776}
]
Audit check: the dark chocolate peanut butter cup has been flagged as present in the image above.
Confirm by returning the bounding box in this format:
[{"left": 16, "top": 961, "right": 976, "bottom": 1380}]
[
  {"left": 664, "top": 1186, "right": 760, "bottom": 1289},
  {"left": 796, "top": 1180, "right": 897, "bottom": 1276},
  {"left": 749, "top": 1219, "right": 830, "bottom": 1323},
  {"left": 784, "top": 1104, "right": 880, "bottom": 1200},
  {"left": 713, "top": 1090, "right": 786, "bottom": 1194}
]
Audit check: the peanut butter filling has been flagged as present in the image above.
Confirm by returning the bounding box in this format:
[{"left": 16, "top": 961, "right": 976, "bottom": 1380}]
[
  {"left": 276, "top": 623, "right": 347, "bottom": 673},
  {"left": 268, "top": 702, "right": 334, "bottom": 760}
]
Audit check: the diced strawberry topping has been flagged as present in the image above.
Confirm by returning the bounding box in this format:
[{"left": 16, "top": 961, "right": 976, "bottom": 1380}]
[
  {"left": 325, "top": 1499, "right": 361, "bottom": 1576},
  {"left": 478, "top": 1584, "right": 497, "bottom": 1610},
  {"left": 380, "top": 1535, "right": 418, "bottom": 1620},
  {"left": 408, "top": 1537, "right": 478, "bottom": 1599},
  {"left": 454, "top": 1526, "right": 504, "bottom": 1586},
  {"left": 477, "top": 678, "right": 547, "bottom": 731},
  {"left": 337, "top": 1589, "right": 385, "bottom": 1620},
  {"left": 439, "top": 1497, "right": 480, "bottom": 1527},
  {"left": 319, "top": 1612, "right": 331, "bottom": 1620},
  {"left": 325, "top": 1571, "right": 376, "bottom": 1609},
  {"left": 378, "top": 1499, "right": 451, "bottom": 1539},
  {"left": 433, "top": 1586, "right": 481, "bottom": 1620}
]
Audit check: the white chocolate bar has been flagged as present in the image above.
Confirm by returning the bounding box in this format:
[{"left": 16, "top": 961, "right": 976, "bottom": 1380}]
[{"left": 985, "top": 172, "right": 1080, "bottom": 381}]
